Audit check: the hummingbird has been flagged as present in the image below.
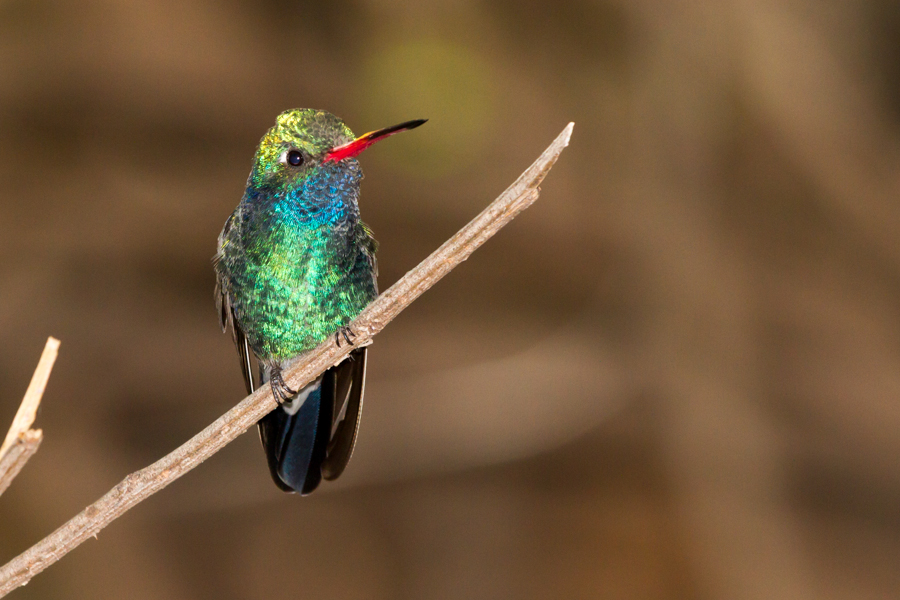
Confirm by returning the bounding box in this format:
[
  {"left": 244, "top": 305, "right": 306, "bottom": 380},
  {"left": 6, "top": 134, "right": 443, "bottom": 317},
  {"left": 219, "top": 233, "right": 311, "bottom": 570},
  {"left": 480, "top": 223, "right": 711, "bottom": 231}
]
[{"left": 214, "top": 109, "right": 426, "bottom": 494}]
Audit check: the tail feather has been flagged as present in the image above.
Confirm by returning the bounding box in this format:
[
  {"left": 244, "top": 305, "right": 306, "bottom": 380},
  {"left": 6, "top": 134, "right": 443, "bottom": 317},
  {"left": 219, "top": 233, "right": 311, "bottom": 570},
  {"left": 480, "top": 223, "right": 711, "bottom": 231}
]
[{"left": 257, "top": 347, "right": 367, "bottom": 494}]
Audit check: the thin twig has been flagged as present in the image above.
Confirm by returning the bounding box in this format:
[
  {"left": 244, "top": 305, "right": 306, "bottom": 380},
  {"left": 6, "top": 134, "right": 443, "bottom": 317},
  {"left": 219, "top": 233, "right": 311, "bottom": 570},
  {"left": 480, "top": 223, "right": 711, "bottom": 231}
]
[
  {"left": 0, "top": 123, "right": 573, "bottom": 597},
  {"left": 0, "top": 337, "right": 59, "bottom": 497},
  {"left": 0, "top": 337, "right": 59, "bottom": 458}
]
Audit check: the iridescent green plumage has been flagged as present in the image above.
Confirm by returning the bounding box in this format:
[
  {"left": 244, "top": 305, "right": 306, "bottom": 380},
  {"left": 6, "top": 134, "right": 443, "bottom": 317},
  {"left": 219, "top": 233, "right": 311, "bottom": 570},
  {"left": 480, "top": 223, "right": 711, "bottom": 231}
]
[
  {"left": 216, "top": 109, "right": 378, "bottom": 362},
  {"left": 215, "top": 109, "right": 425, "bottom": 494}
]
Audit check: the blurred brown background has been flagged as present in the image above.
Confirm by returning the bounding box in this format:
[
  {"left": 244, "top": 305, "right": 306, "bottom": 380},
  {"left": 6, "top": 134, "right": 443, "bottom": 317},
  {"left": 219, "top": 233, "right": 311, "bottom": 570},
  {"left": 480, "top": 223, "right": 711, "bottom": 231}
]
[{"left": 1, "top": 1, "right": 900, "bottom": 598}]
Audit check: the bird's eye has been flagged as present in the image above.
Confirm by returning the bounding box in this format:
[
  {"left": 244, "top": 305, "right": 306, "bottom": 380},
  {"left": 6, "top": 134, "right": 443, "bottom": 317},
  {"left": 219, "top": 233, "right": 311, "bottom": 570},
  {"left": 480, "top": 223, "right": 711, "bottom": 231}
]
[{"left": 286, "top": 150, "right": 304, "bottom": 167}]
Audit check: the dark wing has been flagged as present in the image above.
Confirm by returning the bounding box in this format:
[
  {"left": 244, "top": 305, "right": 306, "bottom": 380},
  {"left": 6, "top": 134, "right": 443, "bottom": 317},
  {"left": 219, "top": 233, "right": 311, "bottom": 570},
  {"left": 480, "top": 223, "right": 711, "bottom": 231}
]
[
  {"left": 215, "top": 280, "right": 255, "bottom": 395},
  {"left": 322, "top": 347, "right": 367, "bottom": 481},
  {"left": 232, "top": 318, "right": 254, "bottom": 395}
]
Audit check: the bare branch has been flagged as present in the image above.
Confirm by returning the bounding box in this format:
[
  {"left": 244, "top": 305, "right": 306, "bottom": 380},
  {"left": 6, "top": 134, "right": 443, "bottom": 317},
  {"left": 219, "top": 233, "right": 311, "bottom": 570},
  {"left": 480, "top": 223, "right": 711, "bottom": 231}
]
[
  {"left": 0, "top": 337, "right": 59, "bottom": 497},
  {"left": 0, "top": 123, "right": 573, "bottom": 598}
]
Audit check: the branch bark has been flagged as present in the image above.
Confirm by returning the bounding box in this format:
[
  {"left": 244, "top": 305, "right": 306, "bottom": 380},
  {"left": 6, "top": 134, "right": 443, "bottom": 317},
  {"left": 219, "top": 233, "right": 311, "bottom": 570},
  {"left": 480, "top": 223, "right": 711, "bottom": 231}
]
[
  {"left": 0, "top": 123, "right": 574, "bottom": 597},
  {"left": 0, "top": 431, "right": 42, "bottom": 499},
  {"left": 0, "top": 337, "right": 59, "bottom": 497}
]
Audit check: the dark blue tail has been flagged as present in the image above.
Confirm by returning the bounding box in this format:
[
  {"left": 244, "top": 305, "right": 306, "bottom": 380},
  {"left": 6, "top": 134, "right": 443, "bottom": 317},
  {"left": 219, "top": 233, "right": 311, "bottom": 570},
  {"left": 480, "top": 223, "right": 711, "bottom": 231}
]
[
  {"left": 257, "top": 348, "right": 367, "bottom": 495},
  {"left": 258, "top": 377, "right": 330, "bottom": 494}
]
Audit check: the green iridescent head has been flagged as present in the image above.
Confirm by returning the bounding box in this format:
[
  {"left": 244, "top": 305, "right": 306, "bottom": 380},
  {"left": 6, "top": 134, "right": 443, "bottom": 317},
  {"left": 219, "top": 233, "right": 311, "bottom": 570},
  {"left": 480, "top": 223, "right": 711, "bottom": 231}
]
[
  {"left": 248, "top": 109, "right": 354, "bottom": 189},
  {"left": 247, "top": 108, "right": 427, "bottom": 191}
]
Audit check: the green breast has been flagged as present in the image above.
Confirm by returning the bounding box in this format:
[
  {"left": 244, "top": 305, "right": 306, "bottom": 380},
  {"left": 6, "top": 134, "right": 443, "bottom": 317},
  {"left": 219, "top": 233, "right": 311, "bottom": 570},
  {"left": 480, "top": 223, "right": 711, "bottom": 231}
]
[{"left": 220, "top": 214, "right": 377, "bottom": 362}]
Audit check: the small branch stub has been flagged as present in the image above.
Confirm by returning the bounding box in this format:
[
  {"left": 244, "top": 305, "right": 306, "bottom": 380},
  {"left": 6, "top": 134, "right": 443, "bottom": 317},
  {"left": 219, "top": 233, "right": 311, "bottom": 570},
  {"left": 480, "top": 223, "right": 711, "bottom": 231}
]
[
  {"left": 0, "top": 124, "right": 574, "bottom": 598},
  {"left": 0, "top": 431, "right": 43, "bottom": 498},
  {"left": 0, "top": 337, "right": 58, "bottom": 457},
  {"left": 0, "top": 337, "right": 59, "bottom": 497}
]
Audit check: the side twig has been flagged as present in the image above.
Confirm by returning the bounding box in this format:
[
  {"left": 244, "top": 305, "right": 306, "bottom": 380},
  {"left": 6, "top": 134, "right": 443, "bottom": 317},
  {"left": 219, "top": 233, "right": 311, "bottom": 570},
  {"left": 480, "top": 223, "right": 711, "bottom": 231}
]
[
  {"left": 0, "top": 337, "right": 60, "bottom": 497},
  {"left": 0, "top": 123, "right": 574, "bottom": 597}
]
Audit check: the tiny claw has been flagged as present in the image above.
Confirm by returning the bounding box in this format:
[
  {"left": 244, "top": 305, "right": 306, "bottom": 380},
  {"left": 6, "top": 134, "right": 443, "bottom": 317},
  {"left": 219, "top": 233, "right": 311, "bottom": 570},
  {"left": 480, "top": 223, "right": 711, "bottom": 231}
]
[
  {"left": 335, "top": 326, "right": 356, "bottom": 348},
  {"left": 269, "top": 368, "right": 297, "bottom": 404}
]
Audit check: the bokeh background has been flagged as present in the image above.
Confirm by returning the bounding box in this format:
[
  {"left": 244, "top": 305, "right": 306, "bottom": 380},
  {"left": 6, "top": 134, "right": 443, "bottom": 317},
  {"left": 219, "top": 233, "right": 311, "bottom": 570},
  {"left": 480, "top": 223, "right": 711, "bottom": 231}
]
[{"left": 1, "top": 1, "right": 899, "bottom": 598}]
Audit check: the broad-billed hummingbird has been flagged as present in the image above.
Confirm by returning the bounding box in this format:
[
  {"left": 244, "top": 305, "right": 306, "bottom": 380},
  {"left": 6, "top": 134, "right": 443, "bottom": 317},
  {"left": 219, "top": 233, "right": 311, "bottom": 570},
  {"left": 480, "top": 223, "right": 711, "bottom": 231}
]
[{"left": 215, "top": 109, "right": 426, "bottom": 494}]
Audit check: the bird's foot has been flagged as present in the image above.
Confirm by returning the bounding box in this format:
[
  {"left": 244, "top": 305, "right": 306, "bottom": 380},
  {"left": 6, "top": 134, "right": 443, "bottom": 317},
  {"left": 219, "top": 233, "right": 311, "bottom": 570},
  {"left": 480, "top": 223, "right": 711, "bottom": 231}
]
[
  {"left": 269, "top": 367, "right": 297, "bottom": 405},
  {"left": 334, "top": 326, "right": 357, "bottom": 348}
]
